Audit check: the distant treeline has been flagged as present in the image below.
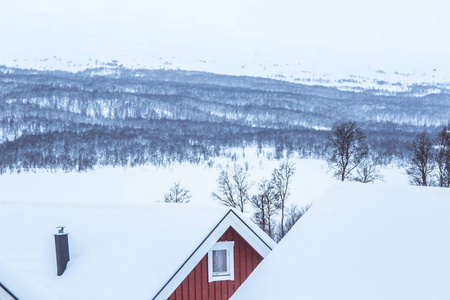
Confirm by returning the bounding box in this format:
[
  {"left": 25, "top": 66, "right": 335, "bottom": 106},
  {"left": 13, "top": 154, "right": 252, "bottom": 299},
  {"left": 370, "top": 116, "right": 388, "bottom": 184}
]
[
  {"left": 0, "top": 121, "right": 331, "bottom": 173},
  {"left": 0, "top": 66, "right": 448, "bottom": 173}
]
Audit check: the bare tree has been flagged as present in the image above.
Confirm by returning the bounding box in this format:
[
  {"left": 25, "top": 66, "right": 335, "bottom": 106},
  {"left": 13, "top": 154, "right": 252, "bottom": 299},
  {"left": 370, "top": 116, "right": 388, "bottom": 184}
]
[
  {"left": 352, "top": 158, "right": 383, "bottom": 183},
  {"left": 327, "top": 121, "right": 368, "bottom": 181},
  {"left": 212, "top": 164, "right": 251, "bottom": 212},
  {"left": 212, "top": 169, "right": 236, "bottom": 208},
  {"left": 271, "top": 161, "right": 295, "bottom": 239},
  {"left": 250, "top": 179, "right": 278, "bottom": 239},
  {"left": 435, "top": 125, "right": 450, "bottom": 187},
  {"left": 283, "top": 204, "right": 311, "bottom": 237},
  {"left": 407, "top": 132, "right": 435, "bottom": 186},
  {"left": 164, "top": 181, "right": 192, "bottom": 203},
  {"left": 232, "top": 164, "right": 252, "bottom": 212}
]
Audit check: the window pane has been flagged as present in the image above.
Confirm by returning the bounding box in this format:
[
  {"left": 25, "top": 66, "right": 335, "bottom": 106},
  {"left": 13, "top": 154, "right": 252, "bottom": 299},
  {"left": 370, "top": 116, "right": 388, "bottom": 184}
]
[{"left": 212, "top": 249, "right": 228, "bottom": 275}]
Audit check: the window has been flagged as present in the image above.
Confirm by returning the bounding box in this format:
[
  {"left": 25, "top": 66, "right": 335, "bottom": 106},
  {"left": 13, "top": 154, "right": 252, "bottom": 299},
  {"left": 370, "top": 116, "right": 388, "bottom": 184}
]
[{"left": 208, "top": 241, "right": 234, "bottom": 282}]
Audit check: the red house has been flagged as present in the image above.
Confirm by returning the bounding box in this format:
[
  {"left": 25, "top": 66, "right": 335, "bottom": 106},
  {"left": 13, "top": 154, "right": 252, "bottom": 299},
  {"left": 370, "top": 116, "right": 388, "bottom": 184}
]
[
  {"left": 0, "top": 203, "right": 276, "bottom": 300},
  {"left": 154, "top": 209, "right": 276, "bottom": 300}
]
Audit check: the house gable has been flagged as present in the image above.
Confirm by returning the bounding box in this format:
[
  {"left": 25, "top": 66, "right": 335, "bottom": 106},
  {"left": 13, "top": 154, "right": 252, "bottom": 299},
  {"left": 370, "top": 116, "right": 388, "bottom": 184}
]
[
  {"left": 153, "top": 209, "right": 275, "bottom": 300},
  {"left": 168, "top": 226, "right": 263, "bottom": 300}
]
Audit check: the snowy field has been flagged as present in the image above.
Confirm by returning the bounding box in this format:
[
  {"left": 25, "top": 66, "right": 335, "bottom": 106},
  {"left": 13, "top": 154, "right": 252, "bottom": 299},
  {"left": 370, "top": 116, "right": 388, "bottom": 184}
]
[{"left": 0, "top": 148, "right": 408, "bottom": 210}]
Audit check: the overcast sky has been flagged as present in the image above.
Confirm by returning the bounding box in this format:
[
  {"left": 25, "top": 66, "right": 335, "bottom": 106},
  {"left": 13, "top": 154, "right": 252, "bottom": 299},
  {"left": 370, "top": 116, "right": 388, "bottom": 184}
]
[{"left": 1, "top": 0, "right": 449, "bottom": 61}]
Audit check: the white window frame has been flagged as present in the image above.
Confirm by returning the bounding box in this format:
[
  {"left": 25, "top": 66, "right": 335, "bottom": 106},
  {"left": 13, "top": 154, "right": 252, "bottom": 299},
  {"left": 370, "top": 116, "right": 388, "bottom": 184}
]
[{"left": 208, "top": 241, "right": 235, "bottom": 282}]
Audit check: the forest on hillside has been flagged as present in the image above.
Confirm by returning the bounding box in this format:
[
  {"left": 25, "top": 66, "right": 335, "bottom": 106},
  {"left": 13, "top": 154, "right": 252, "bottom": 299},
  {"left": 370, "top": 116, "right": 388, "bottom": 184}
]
[{"left": 0, "top": 66, "right": 448, "bottom": 173}]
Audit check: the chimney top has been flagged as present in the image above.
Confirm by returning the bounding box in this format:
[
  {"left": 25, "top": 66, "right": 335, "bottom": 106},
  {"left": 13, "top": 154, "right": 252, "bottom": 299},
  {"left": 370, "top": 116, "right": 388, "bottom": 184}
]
[{"left": 56, "top": 226, "right": 65, "bottom": 234}]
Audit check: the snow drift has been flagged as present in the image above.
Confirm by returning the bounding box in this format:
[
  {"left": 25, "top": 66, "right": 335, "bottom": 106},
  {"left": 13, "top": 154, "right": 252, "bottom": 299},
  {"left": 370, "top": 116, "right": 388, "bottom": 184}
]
[{"left": 231, "top": 183, "right": 450, "bottom": 300}]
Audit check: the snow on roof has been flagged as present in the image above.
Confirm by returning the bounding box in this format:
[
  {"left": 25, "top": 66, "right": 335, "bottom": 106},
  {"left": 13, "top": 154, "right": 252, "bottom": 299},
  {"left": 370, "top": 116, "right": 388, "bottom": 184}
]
[
  {"left": 231, "top": 183, "right": 450, "bottom": 300},
  {"left": 0, "top": 201, "right": 271, "bottom": 300},
  {"left": 0, "top": 258, "right": 57, "bottom": 300}
]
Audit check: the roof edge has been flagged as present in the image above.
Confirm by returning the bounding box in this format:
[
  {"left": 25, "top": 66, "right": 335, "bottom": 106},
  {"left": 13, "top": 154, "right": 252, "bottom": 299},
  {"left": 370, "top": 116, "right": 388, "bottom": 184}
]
[
  {"left": 152, "top": 208, "right": 275, "bottom": 300},
  {"left": 0, "top": 282, "right": 20, "bottom": 300}
]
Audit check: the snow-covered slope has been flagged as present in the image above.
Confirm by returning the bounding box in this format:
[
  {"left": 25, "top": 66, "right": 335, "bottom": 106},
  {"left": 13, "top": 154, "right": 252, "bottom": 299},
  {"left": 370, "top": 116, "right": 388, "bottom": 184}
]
[
  {"left": 0, "top": 258, "right": 57, "bottom": 300},
  {"left": 231, "top": 183, "right": 450, "bottom": 300},
  {"left": 2, "top": 39, "right": 449, "bottom": 96}
]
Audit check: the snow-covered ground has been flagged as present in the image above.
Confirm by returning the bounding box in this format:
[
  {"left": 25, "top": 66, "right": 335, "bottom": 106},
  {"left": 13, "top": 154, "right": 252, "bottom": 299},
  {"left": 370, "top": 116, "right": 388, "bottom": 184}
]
[{"left": 0, "top": 148, "right": 408, "bottom": 210}]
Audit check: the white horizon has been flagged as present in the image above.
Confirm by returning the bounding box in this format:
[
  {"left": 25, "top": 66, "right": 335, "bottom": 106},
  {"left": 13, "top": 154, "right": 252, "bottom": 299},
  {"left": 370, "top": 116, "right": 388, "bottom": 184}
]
[
  {"left": 1, "top": 0, "right": 449, "bottom": 91},
  {"left": 1, "top": 0, "right": 449, "bottom": 56}
]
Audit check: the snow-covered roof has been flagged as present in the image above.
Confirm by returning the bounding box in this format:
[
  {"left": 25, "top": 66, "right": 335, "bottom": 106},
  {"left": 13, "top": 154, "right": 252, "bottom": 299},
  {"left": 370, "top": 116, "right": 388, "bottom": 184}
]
[
  {"left": 0, "top": 282, "right": 18, "bottom": 300},
  {"left": 0, "top": 201, "right": 275, "bottom": 300},
  {"left": 231, "top": 183, "right": 450, "bottom": 300}
]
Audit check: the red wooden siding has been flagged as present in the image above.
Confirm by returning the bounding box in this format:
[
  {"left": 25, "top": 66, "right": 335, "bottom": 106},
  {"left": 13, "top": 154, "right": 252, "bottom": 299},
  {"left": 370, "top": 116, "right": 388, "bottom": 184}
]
[{"left": 167, "top": 226, "right": 263, "bottom": 300}]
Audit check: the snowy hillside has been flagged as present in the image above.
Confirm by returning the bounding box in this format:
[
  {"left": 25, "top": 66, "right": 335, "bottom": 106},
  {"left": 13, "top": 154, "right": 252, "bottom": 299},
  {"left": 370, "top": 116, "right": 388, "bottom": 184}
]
[
  {"left": 1, "top": 66, "right": 449, "bottom": 174},
  {"left": 2, "top": 37, "right": 450, "bottom": 96},
  {"left": 231, "top": 183, "right": 450, "bottom": 300}
]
